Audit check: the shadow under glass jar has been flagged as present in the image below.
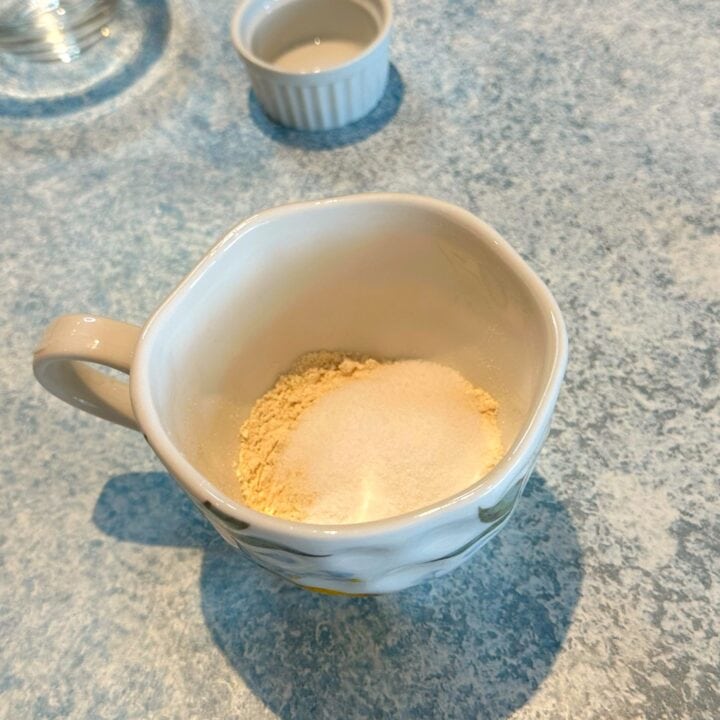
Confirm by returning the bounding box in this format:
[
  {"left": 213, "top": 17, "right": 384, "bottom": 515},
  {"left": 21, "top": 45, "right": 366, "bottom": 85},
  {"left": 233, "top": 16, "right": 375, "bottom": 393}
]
[{"left": 0, "top": 0, "right": 117, "bottom": 62}]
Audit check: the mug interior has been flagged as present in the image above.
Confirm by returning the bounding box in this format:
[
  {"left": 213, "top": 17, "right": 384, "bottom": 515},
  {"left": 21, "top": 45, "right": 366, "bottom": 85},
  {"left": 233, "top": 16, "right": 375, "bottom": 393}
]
[{"left": 139, "top": 197, "right": 560, "bottom": 509}]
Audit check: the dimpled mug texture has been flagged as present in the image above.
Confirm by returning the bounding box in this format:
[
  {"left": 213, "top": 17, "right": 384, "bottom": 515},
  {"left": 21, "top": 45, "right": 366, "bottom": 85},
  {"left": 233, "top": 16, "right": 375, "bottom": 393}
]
[
  {"left": 33, "top": 194, "right": 568, "bottom": 595},
  {"left": 199, "top": 461, "right": 538, "bottom": 595}
]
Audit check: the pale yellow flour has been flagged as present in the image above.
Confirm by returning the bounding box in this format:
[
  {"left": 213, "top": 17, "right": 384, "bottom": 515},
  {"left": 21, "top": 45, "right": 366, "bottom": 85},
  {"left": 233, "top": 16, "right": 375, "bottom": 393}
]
[
  {"left": 236, "top": 352, "right": 379, "bottom": 519},
  {"left": 235, "top": 352, "right": 503, "bottom": 524}
]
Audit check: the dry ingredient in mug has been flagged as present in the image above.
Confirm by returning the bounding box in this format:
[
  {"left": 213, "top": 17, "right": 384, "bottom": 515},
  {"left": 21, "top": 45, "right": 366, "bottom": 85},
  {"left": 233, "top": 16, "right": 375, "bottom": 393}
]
[{"left": 235, "top": 352, "right": 503, "bottom": 525}]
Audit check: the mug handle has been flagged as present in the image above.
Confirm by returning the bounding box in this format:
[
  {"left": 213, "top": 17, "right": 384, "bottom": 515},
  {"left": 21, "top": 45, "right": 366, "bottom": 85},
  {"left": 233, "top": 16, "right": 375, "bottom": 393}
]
[{"left": 33, "top": 315, "right": 142, "bottom": 431}]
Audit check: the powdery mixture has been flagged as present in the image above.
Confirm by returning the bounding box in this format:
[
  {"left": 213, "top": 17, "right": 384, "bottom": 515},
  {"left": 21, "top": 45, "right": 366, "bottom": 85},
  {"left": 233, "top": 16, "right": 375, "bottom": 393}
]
[{"left": 235, "top": 352, "right": 503, "bottom": 525}]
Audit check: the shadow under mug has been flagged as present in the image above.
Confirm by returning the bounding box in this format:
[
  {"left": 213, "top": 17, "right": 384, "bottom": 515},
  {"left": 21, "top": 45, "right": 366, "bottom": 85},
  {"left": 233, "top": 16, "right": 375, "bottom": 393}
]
[{"left": 33, "top": 193, "right": 567, "bottom": 595}]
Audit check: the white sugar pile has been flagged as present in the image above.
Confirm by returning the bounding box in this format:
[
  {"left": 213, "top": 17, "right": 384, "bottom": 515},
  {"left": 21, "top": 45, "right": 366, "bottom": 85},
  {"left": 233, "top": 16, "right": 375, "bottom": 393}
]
[{"left": 236, "top": 354, "right": 503, "bottom": 525}]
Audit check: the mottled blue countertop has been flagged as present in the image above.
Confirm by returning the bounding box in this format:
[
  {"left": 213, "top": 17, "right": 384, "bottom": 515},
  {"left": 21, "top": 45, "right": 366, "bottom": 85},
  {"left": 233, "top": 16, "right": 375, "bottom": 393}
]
[{"left": 1, "top": 0, "right": 718, "bottom": 717}]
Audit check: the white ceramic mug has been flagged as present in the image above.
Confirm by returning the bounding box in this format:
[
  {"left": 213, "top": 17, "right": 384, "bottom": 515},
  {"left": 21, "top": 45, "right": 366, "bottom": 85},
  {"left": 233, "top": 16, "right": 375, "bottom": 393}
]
[{"left": 34, "top": 194, "right": 567, "bottom": 595}]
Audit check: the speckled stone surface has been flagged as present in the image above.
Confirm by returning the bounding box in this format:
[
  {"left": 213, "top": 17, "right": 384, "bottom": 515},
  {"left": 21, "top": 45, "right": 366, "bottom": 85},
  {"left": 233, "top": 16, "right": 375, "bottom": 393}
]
[{"left": 1, "top": 0, "right": 718, "bottom": 718}]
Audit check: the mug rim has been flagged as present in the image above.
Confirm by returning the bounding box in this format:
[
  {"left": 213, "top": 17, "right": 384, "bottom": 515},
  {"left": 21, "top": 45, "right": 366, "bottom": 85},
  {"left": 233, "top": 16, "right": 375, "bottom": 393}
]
[{"left": 131, "top": 193, "right": 568, "bottom": 543}]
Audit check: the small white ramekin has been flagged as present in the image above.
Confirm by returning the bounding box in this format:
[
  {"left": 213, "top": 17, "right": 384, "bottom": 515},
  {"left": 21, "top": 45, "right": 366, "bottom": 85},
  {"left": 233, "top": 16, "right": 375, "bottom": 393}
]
[{"left": 231, "top": 0, "right": 392, "bottom": 131}]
